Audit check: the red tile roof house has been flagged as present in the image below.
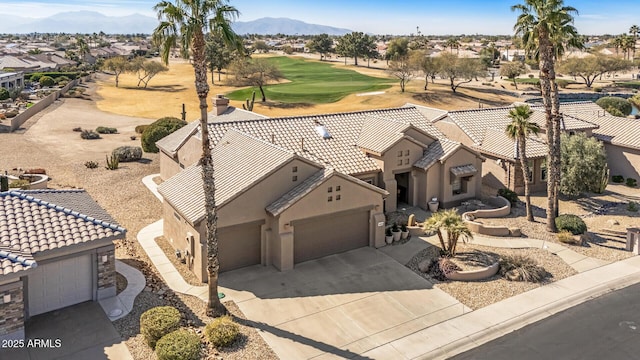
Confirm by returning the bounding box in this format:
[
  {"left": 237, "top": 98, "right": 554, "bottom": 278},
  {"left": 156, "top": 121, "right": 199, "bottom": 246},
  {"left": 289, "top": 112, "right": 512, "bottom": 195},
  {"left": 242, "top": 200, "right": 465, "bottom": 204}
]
[
  {"left": 0, "top": 190, "right": 125, "bottom": 341},
  {"left": 432, "top": 104, "right": 599, "bottom": 195},
  {"left": 155, "top": 98, "right": 484, "bottom": 279}
]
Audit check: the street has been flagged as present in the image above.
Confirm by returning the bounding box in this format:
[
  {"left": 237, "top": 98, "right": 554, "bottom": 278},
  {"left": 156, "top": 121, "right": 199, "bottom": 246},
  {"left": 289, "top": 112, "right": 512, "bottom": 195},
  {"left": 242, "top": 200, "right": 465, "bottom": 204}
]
[{"left": 452, "top": 282, "right": 640, "bottom": 360}]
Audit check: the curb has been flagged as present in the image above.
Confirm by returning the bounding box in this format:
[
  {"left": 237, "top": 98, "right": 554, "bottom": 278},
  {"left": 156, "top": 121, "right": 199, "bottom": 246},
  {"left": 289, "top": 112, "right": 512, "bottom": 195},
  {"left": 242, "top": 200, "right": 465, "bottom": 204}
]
[{"left": 423, "top": 272, "right": 640, "bottom": 359}]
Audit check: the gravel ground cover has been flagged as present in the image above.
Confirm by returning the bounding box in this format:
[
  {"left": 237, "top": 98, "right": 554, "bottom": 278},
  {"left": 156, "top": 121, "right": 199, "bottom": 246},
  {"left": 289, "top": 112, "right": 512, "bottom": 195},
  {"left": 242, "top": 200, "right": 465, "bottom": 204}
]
[{"left": 155, "top": 235, "right": 205, "bottom": 286}]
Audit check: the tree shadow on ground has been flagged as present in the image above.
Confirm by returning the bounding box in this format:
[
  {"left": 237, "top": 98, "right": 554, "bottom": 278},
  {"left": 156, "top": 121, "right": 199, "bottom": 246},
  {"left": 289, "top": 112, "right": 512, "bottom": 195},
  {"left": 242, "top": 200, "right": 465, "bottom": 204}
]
[
  {"left": 120, "top": 84, "right": 187, "bottom": 93},
  {"left": 574, "top": 196, "right": 625, "bottom": 216},
  {"left": 260, "top": 101, "right": 314, "bottom": 109},
  {"left": 454, "top": 249, "right": 500, "bottom": 267},
  {"left": 449, "top": 91, "right": 513, "bottom": 107}
]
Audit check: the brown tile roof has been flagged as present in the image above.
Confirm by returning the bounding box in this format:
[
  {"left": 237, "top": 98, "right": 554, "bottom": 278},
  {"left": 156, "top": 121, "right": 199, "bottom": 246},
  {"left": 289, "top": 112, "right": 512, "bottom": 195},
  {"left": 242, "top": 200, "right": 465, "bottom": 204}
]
[
  {"left": 266, "top": 168, "right": 389, "bottom": 217},
  {"left": 357, "top": 116, "right": 411, "bottom": 154},
  {"left": 475, "top": 128, "right": 548, "bottom": 160},
  {"left": 202, "top": 106, "right": 445, "bottom": 176},
  {"left": 0, "top": 190, "right": 125, "bottom": 276},
  {"left": 543, "top": 101, "right": 640, "bottom": 150},
  {"left": 414, "top": 139, "right": 461, "bottom": 170},
  {"left": 158, "top": 129, "right": 308, "bottom": 224}
]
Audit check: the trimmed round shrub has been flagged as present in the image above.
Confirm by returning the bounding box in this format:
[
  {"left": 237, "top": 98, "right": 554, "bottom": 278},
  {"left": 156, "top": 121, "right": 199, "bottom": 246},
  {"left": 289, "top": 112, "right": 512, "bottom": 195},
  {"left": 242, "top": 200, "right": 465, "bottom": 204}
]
[
  {"left": 30, "top": 73, "right": 43, "bottom": 82},
  {"left": 140, "top": 306, "right": 181, "bottom": 349},
  {"left": 39, "top": 76, "right": 55, "bottom": 87},
  {"left": 135, "top": 124, "right": 150, "bottom": 134},
  {"left": 555, "top": 214, "right": 587, "bottom": 235},
  {"left": 204, "top": 315, "right": 240, "bottom": 348},
  {"left": 155, "top": 329, "right": 201, "bottom": 360},
  {"left": 596, "top": 96, "right": 632, "bottom": 116},
  {"left": 141, "top": 117, "right": 187, "bottom": 153},
  {"left": 112, "top": 146, "right": 143, "bottom": 162},
  {"left": 0, "top": 87, "right": 9, "bottom": 101}
]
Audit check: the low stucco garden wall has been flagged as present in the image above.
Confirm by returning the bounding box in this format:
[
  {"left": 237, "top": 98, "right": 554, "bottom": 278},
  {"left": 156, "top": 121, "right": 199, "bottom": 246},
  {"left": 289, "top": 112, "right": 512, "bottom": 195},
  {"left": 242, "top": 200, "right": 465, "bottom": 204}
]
[
  {"left": 462, "top": 196, "right": 520, "bottom": 237},
  {"left": 445, "top": 262, "right": 500, "bottom": 281},
  {"left": 7, "top": 174, "right": 49, "bottom": 189}
]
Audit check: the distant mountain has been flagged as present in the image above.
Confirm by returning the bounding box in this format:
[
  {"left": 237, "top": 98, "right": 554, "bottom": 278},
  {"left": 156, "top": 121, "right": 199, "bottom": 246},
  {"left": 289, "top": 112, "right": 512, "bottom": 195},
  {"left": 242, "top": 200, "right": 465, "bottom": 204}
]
[
  {"left": 232, "top": 17, "right": 352, "bottom": 36},
  {"left": 0, "top": 11, "right": 158, "bottom": 34}
]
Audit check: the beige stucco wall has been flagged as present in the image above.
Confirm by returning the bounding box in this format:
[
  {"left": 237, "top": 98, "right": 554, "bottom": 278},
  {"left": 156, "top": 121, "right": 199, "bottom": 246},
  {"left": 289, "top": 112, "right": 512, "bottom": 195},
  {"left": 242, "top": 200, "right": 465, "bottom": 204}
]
[
  {"left": 440, "top": 148, "right": 483, "bottom": 208},
  {"left": 605, "top": 144, "right": 640, "bottom": 180},
  {"left": 378, "top": 139, "right": 427, "bottom": 211},
  {"left": 404, "top": 128, "right": 436, "bottom": 146},
  {"left": 160, "top": 151, "right": 182, "bottom": 180}
]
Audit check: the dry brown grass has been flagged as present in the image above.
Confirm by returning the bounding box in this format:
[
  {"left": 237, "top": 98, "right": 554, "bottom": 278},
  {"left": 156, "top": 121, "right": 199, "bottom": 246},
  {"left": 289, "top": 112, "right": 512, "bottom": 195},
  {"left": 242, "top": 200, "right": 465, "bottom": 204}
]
[{"left": 95, "top": 56, "right": 521, "bottom": 120}]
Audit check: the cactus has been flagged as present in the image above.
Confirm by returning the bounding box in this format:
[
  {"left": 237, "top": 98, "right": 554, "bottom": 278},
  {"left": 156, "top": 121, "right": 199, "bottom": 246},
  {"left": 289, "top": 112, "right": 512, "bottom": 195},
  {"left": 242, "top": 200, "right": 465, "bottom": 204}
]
[
  {"left": 105, "top": 153, "right": 119, "bottom": 170},
  {"left": 596, "top": 165, "right": 609, "bottom": 194},
  {"left": 243, "top": 91, "right": 256, "bottom": 111},
  {"left": 407, "top": 214, "right": 416, "bottom": 226}
]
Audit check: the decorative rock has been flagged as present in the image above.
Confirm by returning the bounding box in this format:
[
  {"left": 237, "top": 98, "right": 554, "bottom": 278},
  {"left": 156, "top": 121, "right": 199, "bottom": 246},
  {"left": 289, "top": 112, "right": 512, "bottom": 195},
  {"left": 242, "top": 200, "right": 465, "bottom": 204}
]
[
  {"left": 418, "top": 259, "right": 431, "bottom": 273},
  {"left": 112, "top": 146, "right": 143, "bottom": 162}
]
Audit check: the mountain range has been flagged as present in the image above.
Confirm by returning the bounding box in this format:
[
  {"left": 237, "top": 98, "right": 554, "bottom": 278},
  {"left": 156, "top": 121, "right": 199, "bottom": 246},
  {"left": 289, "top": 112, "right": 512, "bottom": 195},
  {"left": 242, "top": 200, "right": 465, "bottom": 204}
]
[{"left": 0, "top": 12, "right": 352, "bottom": 36}]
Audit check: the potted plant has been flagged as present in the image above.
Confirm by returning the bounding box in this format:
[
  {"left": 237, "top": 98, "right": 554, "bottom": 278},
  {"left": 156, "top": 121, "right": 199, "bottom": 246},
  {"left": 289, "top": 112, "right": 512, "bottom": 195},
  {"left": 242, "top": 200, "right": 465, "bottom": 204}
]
[
  {"left": 391, "top": 223, "right": 401, "bottom": 242},
  {"left": 428, "top": 197, "right": 439, "bottom": 212},
  {"left": 385, "top": 228, "right": 393, "bottom": 244},
  {"left": 400, "top": 223, "right": 409, "bottom": 239}
]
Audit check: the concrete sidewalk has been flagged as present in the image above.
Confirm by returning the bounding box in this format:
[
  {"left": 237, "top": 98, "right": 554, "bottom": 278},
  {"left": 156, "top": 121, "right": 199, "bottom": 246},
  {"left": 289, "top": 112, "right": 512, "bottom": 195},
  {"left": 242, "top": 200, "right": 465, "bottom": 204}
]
[{"left": 362, "top": 255, "right": 640, "bottom": 359}]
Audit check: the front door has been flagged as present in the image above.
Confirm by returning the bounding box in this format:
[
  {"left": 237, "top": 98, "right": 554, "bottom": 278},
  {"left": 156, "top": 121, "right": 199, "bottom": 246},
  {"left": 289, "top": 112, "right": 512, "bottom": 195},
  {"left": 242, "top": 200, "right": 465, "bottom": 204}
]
[{"left": 395, "top": 172, "right": 410, "bottom": 205}]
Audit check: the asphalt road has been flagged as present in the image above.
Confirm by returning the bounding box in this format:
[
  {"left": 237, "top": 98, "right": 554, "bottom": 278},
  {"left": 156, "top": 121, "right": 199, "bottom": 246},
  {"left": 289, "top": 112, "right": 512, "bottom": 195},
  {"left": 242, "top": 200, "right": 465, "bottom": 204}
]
[{"left": 452, "top": 282, "right": 640, "bottom": 360}]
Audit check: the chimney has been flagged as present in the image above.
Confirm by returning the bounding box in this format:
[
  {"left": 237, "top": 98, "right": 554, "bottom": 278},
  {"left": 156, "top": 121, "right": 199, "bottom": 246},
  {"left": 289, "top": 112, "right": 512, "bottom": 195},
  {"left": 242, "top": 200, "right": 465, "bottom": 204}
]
[{"left": 213, "top": 94, "right": 229, "bottom": 116}]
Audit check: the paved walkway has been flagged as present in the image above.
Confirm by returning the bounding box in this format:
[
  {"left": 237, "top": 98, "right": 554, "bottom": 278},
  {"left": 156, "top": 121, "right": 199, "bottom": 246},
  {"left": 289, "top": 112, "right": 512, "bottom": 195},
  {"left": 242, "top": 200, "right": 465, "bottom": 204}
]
[
  {"left": 99, "top": 260, "right": 147, "bottom": 321},
  {"left": 142, "top": 174, "right": 163, "bottom": 201}
]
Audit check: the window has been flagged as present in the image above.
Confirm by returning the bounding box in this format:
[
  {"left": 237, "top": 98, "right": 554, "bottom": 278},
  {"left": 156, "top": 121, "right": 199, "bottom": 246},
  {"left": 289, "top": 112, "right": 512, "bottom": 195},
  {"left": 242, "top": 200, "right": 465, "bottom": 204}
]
[
  {"left": 336, "top": 185, "right": 341, "bottom": 191},
  {"left": 398, "top": 150, "right": 403, "bottom": 157},
  {"left": 452, "top": 178, "right": 461, "bottom": 194},
  {"left": 397, "top": 159, "right": 403, "bottom": 166},
  {"left": 292, "top": 176, "right": 298, "bottom": 182},
  {"left": 173, "top": 212, "right": 182, "bottom": 221},
  {"left": 292, "top": 166, "right": 298, "bottom": 173},
  {"left": 405, "top": 150, "right": 410, "bottom": 156},
  {"left": 404, "top": 158, "right": 409, "bottom": 165},
  {"left": 452, "top": 176, "right": 470, "bottom": 195},
  {"left": 540, "top": 159, "right": 547, "bottom": 182},
  {"left": 527, "top": 160, "right": 534, "bottom": 182},
  {"left": 327, "top": 186, "right": 333, "bottom": 193},
  {"left": 328, "top": 196, "right": 333, "bottom": 202},
  {"left": 336, "top": 195, "right": 341, "bottom": 201}
]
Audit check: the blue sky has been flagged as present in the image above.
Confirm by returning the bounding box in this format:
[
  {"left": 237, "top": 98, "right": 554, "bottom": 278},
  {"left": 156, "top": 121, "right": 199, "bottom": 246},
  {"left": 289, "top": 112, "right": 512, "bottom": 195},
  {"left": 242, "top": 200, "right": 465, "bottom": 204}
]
[{"left": 2, "top": 0, "right": 637, "bottom": 35}]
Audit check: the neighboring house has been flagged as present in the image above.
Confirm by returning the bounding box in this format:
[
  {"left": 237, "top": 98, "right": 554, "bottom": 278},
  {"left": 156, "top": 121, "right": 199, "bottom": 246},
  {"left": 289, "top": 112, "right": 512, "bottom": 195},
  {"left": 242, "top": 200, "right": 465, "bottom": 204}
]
[
  {"left": 0, "top": 55, "right": 38, "bottom": 72},
  {"left": 0, "top": 190, "right": 125, "bottom": 341},
  {"left": 554, "top": 101, "right": 640, "bottom": 180},
  {"left": 433, "top": 105, "right": 599, "bottom": 194},
  {"left": 0, "top": 71, "right": 24, "bottom": 89},
  {"left": 157, "top": 99, "right": 483, "bottom": 278}
]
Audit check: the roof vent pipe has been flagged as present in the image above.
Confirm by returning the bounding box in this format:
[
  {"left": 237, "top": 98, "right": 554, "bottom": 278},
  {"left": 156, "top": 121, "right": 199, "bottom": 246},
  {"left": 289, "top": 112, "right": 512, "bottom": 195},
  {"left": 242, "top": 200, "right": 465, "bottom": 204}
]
[{"left": 300, "top": 138, "right": 304, "bottom": 151}]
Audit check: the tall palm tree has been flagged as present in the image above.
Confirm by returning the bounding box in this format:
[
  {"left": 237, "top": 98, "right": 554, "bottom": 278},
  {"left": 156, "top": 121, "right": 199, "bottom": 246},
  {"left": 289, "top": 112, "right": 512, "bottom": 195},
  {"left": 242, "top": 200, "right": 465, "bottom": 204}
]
[
  {"left": 630, "top": 25, "right": 639, "bottom": 59},
  {"left": 153, "top": 0, "right": 240, "bottom": 317},
  {"left": 422, "top": 209, "right": 472, "bottom": 257},
  {"left": 612, "top": 35, "right": 624, "bottom": 56},
  {"left": 512, "top": 0, "right": 582, "bottom": 232},
  {"left": 506, "top": 105, "right": 540, "bottom": 222}
]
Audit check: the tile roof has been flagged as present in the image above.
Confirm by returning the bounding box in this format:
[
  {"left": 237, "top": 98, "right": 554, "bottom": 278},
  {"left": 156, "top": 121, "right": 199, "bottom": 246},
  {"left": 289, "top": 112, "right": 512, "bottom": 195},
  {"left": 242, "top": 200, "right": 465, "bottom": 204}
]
[
  {"left": 357, "top": 116, "right": 411, "bottom": 154},
  {"left": 542, "top": 101, "right": 640, "bottom": 151},
  {"left": 0, "top": 190, "right": 125, "bottom": 276},
  {"left": 208, "top": 106, "right": 269, "bottom": 122},
  {"left": 203, "top": 106, "right": 446, "bottom": 176},
  {"left": 14, "top": 190, "right": 118, "bottom": 225},
  {"left": 266, "top": 168, "right": 389, "bottom": 217},
  {"left": 414, "top": 139, "right": 461, "bottom": 170},
  {"left": 450, "top": 164, "right": 478, "bottom": 177},
  {"left": 404, "top": 103, "right": 449, "bottom": 123},
  {"left": 476, "top": 128, "right": 549, "bottom": 160},
  {"left": 158, "top": 129, "right": 303, "bottom": 224}
]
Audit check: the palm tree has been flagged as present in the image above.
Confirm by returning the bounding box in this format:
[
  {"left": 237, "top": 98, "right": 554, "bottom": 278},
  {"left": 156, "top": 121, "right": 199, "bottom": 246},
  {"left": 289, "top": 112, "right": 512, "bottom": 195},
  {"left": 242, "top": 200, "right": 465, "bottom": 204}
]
[
  {"left": 506, "top": 105, "right": 540, "bottom": 222},
  {"left": 612, "top": 36, "right": 624, "bottom": 56},
  {"left": 445, "top": 37, "right": 461, "bottom": 54},
  {"left": 153, "top": 0, "right": 240, "bottom": 318},
  {"left": 630, "top": 25, "right": 639, "bottom": 59},
  {"left": 512, "top": 0, "right": 582, "bottom": 233},
  {"left": 422, "top": 209, "right": 472, "bottom": 257}
]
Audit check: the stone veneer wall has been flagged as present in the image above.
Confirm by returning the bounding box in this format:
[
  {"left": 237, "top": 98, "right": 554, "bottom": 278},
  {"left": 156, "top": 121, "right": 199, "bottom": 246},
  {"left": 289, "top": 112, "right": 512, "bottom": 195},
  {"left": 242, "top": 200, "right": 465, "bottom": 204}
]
[
  {"left": 0, "top": 280, "right": 25, "bottom": 341},
  {"left": 96, "top": 246, "right": 116, "bottom": 299}
]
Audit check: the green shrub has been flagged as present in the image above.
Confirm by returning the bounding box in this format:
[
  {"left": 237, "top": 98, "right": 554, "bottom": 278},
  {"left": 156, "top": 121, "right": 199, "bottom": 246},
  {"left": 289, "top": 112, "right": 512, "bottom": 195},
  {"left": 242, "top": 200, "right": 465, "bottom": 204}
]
[
  {"left": 596, "top": 96, "right": 632, "bottom": 116},
  {"left": 112, "top": 146, "right": 142, "bottom": 162},
  {"left": 96, "top": 126, "right": 118, "bottom": 134},
  {"left": 0, "top": 87, "right": 9, "bottom": 100},
  {"left": 80, "top": 130, "right": 101, "bottom": 140},
  {"left": 155, "top": 329, "right": 201, "bottom": 360},
  {"left": 140, "top": 306, "right": 181, "bottom": 349},
  {"left": 612, "top": 175, "right": 625, "bottom": 183},
  {"left": 39, "top": 76, "right": 55, "bottom": 87},
  {"left": 84, "top": 161, "right": 99, "bottom": 169},
  {"left": 9, "top": 179, "right": 30, "bottom": 190},
  {"left": 30, "top": 73, "right": 43, "bottom": 82},
  {"left": 498, "top": 188, "right": 519, "bottom": 205},
  {"left": 141, "top": 117, "right": 187, "bottom": 153},
  {"left": 555, "top": 214, "right": 587, "bottom": 235},
  {"left": 204, "top": 315, "right": 240, "bottom": 348},
  {"left": 626, "top": 178, "right": 637, "bottom": 187},
  {"left": 499, "top": 254, "right": 548, "bottom": 282},
  {"left": 135, "top": 124, "right": 150, "bottom": 134},
  {"left": 605, "top": 106, "right": 625, "bottom": 117},
  {"left": 628, "top": 201, "right": 639, "bottom": 212},
  {"left": 557, "top": 230, "right": 580, "bottom": 245},
  {"left": 55, "top": 75, "right": 70, "bottom": 84}
]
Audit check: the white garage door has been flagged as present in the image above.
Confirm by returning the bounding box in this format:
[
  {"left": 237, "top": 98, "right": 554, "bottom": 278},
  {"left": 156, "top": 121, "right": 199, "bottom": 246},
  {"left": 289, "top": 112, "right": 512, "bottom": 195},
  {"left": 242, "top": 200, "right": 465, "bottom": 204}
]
[{"left": 28, "top": 254, "right": 93, "bottom": 316}]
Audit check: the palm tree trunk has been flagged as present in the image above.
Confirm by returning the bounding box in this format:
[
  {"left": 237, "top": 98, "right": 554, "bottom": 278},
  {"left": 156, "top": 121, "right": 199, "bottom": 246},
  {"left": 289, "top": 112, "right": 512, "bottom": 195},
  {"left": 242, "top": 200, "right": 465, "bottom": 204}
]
[
  {"left": 192, "top": 29, "right": 226, "bottom": 318},
  {"left": 519, "top": 137, "right": 534, "bottom": 221}
]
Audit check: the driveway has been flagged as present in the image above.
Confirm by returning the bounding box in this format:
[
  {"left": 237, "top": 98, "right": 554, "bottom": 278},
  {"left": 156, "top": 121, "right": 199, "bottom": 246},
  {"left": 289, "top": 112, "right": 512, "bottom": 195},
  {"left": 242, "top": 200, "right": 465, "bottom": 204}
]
[
  {"left": 0, "top": 302, "right": 131, "bottom": 360},
  {"left": 220, "top": 244, "right": 469, "bottom": 359}
]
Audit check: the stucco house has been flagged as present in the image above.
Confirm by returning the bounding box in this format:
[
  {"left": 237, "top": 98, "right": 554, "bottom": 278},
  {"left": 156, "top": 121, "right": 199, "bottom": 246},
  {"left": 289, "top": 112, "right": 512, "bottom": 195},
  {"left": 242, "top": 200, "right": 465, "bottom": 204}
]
[
  {"left": 0, "top": 190, "right": 125, "bottom": 341},
  {"left": 432, "top": 105, "right": 599, "bottom": 194},
  {"left": 548, "top": 101, "right": 640, "bottom": 181},
  {"left": 156, "top": 100, "right": 484, "bottom": 279}
]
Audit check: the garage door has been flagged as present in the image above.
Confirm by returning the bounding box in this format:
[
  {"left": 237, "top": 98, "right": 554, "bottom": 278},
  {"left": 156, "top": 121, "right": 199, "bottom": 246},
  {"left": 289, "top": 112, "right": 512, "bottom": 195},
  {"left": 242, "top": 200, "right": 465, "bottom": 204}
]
[
  {"left": 294, "top": 210, "right": 369, "bottom": 264},
  {"left": 218, "top": 224, "right": 261, "bottom": 272},
  {"left": 28, "top": 254, "right": 93, "bottom": 316}
]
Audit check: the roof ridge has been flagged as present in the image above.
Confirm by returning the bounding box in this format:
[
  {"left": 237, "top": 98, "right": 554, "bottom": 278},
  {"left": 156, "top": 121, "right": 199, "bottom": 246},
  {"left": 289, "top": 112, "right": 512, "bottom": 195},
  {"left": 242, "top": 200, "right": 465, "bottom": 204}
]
[
  {"left": 6, "top": 191, "right": 126, "bottom": 233},
  {"left": 448, "top": 105, "right": 515, "bottom": 114},
  {"left": 224, "top": 127, "right": 295, "bottom": 156},
  {"left": 0, "top": 248, "right": 37, "bottom": 269}
]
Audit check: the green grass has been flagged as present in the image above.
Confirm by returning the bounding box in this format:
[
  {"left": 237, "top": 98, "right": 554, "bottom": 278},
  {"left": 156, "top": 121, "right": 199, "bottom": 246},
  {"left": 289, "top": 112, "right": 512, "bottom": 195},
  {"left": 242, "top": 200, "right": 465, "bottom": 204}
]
[
  {"left": 616, "top": 81, "right": 640, "bottom": 89},
  {"left": 226, "top": 57, "right": 393, "bottom": 104},
  {"left": 515, "top": 77, "right": 580, "bottom": 88}
]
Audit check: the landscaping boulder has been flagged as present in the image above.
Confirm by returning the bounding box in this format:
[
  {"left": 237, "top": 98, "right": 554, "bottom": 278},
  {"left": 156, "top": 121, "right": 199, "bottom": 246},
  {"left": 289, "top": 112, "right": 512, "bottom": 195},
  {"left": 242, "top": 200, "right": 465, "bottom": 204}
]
[
  {"left": 418, "top": 259, "right": 431, "bottom": 273},
  {"left": 112, "top": 146, "right": 143, "bottom": 162}
]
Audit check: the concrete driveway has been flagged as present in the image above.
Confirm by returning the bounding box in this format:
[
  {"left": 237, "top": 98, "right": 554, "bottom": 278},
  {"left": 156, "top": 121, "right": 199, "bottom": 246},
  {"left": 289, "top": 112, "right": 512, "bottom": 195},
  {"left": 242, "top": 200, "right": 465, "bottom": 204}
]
[
  {"left": 0, "top": 302, "right": 131, "bottom": 360},
  {"left": 220, "top": 244, "right": 469, "bottom": 359}
]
